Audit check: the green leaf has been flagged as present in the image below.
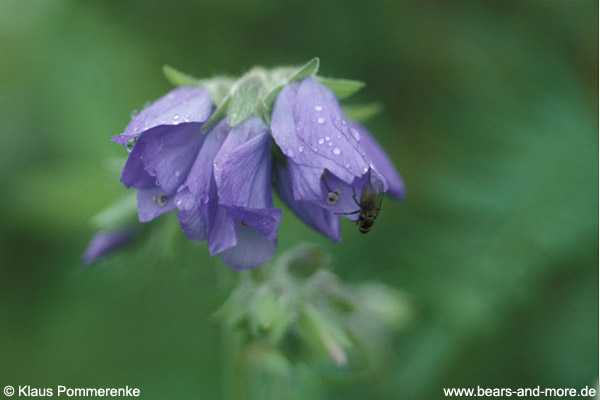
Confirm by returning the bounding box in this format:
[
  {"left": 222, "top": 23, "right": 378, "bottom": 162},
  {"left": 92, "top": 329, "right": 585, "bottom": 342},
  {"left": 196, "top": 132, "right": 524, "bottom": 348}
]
[
  {"left": 342, "top": 102, "right": 383, "bottom": 122},
  {"left": 162, "top": 65, "right": 200, "bottom": 87},
  {"left": 201, "top": 95, "right": 230, "bottom": 132},
  {"left": 317, "top": 77, "right": 365, "bottom": 99},
  {"left": 228, "top": 77, "right": 262, "bottom": 127}
]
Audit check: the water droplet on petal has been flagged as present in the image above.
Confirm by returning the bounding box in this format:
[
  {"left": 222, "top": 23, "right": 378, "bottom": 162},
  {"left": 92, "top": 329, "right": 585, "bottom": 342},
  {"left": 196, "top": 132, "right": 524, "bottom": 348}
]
[
  {"left": 288, "top": 148, "right": 295, "bottom": 157},
  {"left": 173, "top": 114, "right": 180, "bottom": 120},
  {"left": 342, "top": 120, "right": 347, "bottom": 125},
  {"left": 351, "top": 128, "right": 361, "bottom": 141},
  {"left": 333, "top": 148, "right": 341, "bottom": 155},
  {"left": 318, "top": 138, "right": 325, "bottom": 144},
  {"left": 363, "top": 166, "right": 369, "bottom": 173},
  {"left": 325, "top": 136, "right": 330, "bottom": 141},
  {"left": 130, "top": 110, "right": 139, "bottom": 119},
  {"left": 315, "top": 105, "right": 323, "bottom": 111},
  {"left": 175, "top": 170, "right": 181, "bottom": 177},
  {"left": 317, "top": 117, "right": 325, "bottom": 124},
  {"left": 328, "top": 142, "right": 333, "bottom": 147},
  {"left": 345, "top": 163, "right": 350, "bottom": 168},
  {"left": 298, "top": 146, "right": 304, "bottom": 152}
]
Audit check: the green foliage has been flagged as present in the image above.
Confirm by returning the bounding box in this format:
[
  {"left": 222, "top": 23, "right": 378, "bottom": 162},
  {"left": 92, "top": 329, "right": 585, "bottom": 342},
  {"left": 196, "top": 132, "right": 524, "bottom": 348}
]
[
  {"left": 216, "top": 246, "right": 412, "bottom": 399},
  {"left": 342, "top": 102, "right": 383, "bottom": 122},
  {"left": 0, "top": 1, "right": 597, "bottom": 400},
  {"left": 317, "top": 77, "right": 365, "bottom": 99}
]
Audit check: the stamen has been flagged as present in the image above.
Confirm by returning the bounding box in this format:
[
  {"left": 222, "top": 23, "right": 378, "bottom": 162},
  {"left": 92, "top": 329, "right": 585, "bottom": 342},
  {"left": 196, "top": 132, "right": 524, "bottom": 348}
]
[
  {"left": 152, "top": 192, "right": 168, "bottom": 206},
  {"left": 327, "top": 190, "right": 341, "bottom": 205},
  {"left": 323, "top": 172, "right": 342, "bottom": 205}
]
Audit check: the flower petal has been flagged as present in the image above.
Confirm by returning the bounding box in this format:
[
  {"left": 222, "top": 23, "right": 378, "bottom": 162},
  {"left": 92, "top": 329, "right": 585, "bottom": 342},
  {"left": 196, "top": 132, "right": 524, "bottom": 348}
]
[
  {"left": 111, "top": 86, "right": 213, "bottom": 148},
  {"left": 271, "top": 77, "right": 370, "bottom": 184},
  {"left": 140, "top": 123, "right": 206, "bottom": 195},
  {"left": 137, "top": 186, "right": 176, "bottom": 222},
  {"left": 213, "top": 117, "right": 273, "bottom": 209},
  {"left": 222, "top": 206, "right": 282, "bottom": 241},
  {"left": 349, "top": 121, "right": 406, "bottom": 199},
  {"left": 184, "top": 119, "right": 230, "bottom": 202},
  {"left": 174, "top": 187, "right": 207, "bottom": 241},
  {"left": 274, "top": 164, "right": 340, "bottom": 241},
  {"left": 219, "top": 226, "right": 277, "bottom": 271},
  {"left": 207, "top": 204, "right": 238, "bottom": 256},
  {"left": 120, "top": 140, "right": 156, "bottom": 189},
  {"left": 82, "top": 228, "right": 136, "bottom": 265}
]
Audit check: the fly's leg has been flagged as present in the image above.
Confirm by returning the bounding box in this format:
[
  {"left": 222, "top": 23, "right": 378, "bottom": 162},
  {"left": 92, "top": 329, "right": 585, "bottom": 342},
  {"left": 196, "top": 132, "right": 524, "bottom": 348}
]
[
  {"left": 352, "top": 186, "right": 360, "bottom": 206},
  {"left": 335, "top": 209, "right": 361, "bottom": 215}
]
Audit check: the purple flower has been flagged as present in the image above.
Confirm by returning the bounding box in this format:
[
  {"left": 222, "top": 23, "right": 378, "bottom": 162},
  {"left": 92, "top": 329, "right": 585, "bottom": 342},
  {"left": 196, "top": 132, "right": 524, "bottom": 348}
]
[
  {"left": 111, "top": 86, "right": 214, "bottom": 223},
  {"left": 112, "top": 87, "right": 281, "bottom": 270},
  {"left": 271, "top": 77, "right": 405, "bottom": 238},
  {"left": 109, "top": 75, "right": 404, "bottom": 270},
  {"left": 175, "top": 117, "right": 282, "bottom": 271},
  {"left": 82, "top": 228, "right": 136, "bottom": 265}
]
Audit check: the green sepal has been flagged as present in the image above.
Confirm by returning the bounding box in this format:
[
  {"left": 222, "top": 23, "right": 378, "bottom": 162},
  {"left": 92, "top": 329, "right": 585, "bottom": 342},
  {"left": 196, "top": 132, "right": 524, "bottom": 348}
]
[
  {"left": 162, "top": 65, "right": 201, "bottom": 87},
  {"left": 202, "top": 95, "right": 231, "bottom": 132},
  {"left": 262, "top": 57, "right": 320, "bottom": 111},
  {"left": 342, "top": 102, "right": 383, "bottom": 122},
  {"left": 317, "top": 77, "right": 365, "bottom": 99},
  {"left": 228, "top": 76, "right": 262, "bottom": 127},
  {"left": 298, "top": 305, "right": 352, "bottom": 366},
  {"left": 288, "top": 57, "right": 320, "bottom": 83}
]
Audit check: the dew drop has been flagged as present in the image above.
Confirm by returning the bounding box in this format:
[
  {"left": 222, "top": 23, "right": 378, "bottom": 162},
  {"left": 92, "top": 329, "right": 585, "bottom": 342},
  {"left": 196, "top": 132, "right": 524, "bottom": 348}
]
[
  {"left": 328, "top": 142, "right": 333, "bottom": 147},
  {"left": 325, "top": 136, "right": 330, "bottom": 141},
  {"left": 345, "top": 163, "right": 350, "bottom": 168},
  {"left": 298, "top": 145, "right": 304, "bottom": 152},
  {"left": 130, "top": 110, "right": 139, "bottom": 119},
  {"left": 363, "top": 166, "right": 369, "bottom": 173},
  {"left": 342, "top": 120, "right": 347, "bottom": 125},
  {"left": 317, "top": 117, "right": 325, "bottom": 124},
  {"left": 351, "top": 128, "right": 361, "bottom": 141},
  {"left": 333, "top": 148, "right": 341, "bottom": 155},
  {"left": 174, "top": 170, "right": 181, "bottom": 177},
  {"left": 315, "top": 105, "right": 323, "bottom": 111},
  {"left": 318, "top": 138, "right": 325, "bottom": 145},
  {"left": 173, "top": 114, "right": 180, "bottom": 120},
  {"left": 288, "top": 148, "right": 295, "bottom": 157}
]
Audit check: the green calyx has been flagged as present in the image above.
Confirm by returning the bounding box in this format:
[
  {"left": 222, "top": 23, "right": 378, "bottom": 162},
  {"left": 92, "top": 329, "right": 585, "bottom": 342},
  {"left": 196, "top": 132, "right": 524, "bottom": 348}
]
[{"left": 162, "top": 57, "right": 370, "bottom": 132}]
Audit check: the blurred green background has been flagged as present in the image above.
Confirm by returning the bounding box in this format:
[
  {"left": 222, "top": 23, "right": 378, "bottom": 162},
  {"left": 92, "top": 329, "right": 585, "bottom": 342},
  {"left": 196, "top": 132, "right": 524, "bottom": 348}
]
[{"left": 0, "top": 1, "right": 597, "bottom": 399}]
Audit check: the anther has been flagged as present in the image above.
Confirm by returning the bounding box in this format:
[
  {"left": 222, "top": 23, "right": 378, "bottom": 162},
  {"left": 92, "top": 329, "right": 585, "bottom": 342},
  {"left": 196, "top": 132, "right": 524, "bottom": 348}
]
[
  {"left": 153, "top": 192, "right": 168, "bottom": 206},
  {"left": 327, "top": 189, "right": 341, "bottom": 205}
]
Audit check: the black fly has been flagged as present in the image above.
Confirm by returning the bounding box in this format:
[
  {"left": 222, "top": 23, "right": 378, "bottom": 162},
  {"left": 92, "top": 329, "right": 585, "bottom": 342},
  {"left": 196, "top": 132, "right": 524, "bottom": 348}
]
[{"left": 324, "top": 168, "right": 384, "bottom": 234}]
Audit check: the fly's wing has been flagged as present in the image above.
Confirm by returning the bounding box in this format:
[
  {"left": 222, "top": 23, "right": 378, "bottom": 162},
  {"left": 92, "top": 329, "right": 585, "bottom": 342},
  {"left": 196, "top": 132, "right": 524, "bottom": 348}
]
[{"left": 364, "top": 177, "right": 385, "bottom": 210}]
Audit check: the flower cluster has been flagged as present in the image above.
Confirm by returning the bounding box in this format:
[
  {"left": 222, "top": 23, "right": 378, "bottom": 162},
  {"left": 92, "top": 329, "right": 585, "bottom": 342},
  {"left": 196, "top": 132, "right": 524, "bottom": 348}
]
[{"left": 109, "top": 65, "right": 404, "bottom": 270}]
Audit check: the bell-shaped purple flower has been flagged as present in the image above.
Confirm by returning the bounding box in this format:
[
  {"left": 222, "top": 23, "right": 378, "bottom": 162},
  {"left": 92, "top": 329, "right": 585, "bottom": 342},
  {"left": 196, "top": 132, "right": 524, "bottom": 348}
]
[
  {"left": 175, "top": 117, "right": 282, "bottom": 270},
  {"left": 271, "top": 77, "right": 405, "bottom": 238},
  {"left": 111, "top": 86, "right": 214, "bottom": 223}
]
